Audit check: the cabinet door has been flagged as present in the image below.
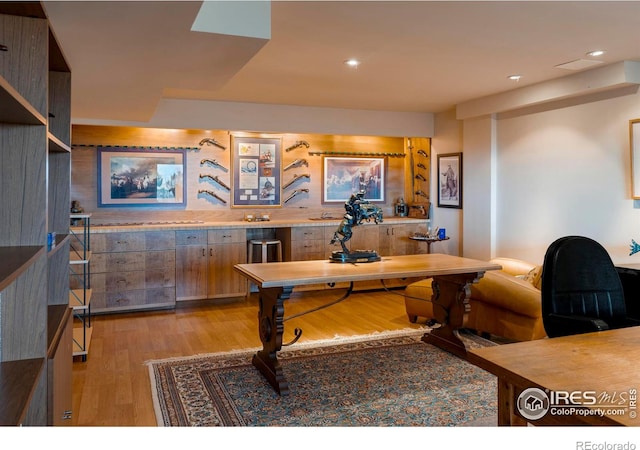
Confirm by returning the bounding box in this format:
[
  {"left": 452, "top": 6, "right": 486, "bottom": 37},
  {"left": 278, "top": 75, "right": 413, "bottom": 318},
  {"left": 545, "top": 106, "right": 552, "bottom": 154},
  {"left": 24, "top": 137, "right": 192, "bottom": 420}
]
[
  {"left": 378, "top": 225, "right": 409, "bottom": 256},
  {"left": 208, "top": 243, "right": 247, "bottom": 298},
  {"left": 175, "top": 246, "right": 208, "bottom": 301},
  {"left": 348, "top": 225, "right": 380, "bottom": 253}
]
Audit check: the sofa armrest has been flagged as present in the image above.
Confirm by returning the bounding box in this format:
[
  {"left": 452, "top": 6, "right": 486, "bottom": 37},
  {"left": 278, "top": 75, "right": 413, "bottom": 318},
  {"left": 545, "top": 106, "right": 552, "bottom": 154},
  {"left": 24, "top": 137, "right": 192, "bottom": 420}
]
[{"left": 470, "top": 271, "right": 541, "bottom": 318}]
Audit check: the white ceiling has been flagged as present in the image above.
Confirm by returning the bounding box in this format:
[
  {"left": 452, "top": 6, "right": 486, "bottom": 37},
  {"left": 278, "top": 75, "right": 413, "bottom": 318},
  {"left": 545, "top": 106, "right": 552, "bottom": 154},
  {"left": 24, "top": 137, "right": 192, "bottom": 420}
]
[{"left": 42, "top": 1, "right": 640, "bottom": 124}]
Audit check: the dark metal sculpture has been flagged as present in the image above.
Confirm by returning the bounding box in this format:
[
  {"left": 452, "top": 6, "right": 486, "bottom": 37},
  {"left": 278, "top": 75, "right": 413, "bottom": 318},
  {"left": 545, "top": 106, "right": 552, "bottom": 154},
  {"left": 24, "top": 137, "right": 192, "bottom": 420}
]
[{"left": 329, "top": 190, "right": 383, "bottom": 263}]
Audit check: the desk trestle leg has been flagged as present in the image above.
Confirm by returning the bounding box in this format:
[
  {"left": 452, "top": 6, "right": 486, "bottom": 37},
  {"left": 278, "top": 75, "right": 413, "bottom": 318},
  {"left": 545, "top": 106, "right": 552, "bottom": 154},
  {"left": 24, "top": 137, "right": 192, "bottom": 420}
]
[
  {"left": 422, "top": 272, "right": 485, "bottom": 357},
  {"left": 252, "top": 285, "right": 293, "bottom": 395}
]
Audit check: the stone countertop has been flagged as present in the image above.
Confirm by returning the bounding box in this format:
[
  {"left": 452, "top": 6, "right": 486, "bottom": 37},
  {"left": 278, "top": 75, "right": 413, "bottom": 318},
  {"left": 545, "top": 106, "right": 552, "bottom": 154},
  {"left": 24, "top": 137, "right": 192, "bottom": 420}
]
[{"left": 78, "top": 217, "right": 429, "bottom": 233}]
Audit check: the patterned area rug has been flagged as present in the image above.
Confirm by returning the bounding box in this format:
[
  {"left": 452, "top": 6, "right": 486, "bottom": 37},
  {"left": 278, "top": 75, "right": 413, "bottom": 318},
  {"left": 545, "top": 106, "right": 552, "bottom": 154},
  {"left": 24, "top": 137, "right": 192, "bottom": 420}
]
[{"left": 147, "top": 328, "right": 497, "bottom": 426}]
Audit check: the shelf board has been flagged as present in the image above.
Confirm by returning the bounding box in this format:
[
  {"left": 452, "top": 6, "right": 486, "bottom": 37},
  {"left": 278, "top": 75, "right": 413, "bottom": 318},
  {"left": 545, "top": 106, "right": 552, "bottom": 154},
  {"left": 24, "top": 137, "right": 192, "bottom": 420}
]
[
  {"left": 72, "top": 325, "right": 92, "bottom": 357},
  {"left": 69, "top": 288, "right": 92, "bottom": 309},
  {"left": 0, "top": 246, "right": 45, "bottom": 292},
  {"left": 47, "top": 233, "right": 70, "bottom": 257},
  {"left": 69, "top": 250, "right": 92, "bottom": 264},
  {"left": 0, "top": 76, "right": 46, "bottom": 125},
  {"left": 48, "top": 132, "right": 71, "bottom": 153},
  {"left": 0, "top": 2, "right": 45, "bottom": 17},
  {"left": 0, "top": 358, "right": 45, "bottom": 425},
  {"left": 70, "top": 213, "right": 92, "bottom": 220},
  {"left": 47, "top": 304, "right": 72, "bottom": 358}
]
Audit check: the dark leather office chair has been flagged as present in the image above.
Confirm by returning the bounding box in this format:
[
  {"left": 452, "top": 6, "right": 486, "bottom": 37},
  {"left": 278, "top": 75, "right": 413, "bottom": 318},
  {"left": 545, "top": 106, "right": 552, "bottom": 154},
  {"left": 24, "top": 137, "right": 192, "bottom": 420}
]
[{"left": 541, "top": 235, "right": 640, "bottom": 338}]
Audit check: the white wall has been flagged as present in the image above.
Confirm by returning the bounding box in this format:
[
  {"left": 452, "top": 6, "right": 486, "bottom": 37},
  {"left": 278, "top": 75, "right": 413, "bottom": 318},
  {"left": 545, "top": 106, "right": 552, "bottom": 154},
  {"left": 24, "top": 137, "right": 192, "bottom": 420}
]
[
  {"left": 450, "top": 87, "right": 640, "bottom": 265},
  {"left": 430, "top": 109, "right": 463, "bottom": 256},
  {"left": 461, "top": 115, "right": 495, "bottom": 260},
  {"left": 81, "top": 98, "right": 435, "bottom": 138}
]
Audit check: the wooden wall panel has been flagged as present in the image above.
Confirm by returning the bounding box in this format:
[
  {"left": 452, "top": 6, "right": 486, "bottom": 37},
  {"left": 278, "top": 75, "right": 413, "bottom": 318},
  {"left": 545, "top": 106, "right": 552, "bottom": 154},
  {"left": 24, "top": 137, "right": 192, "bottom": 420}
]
[
  {"left": 71, "top": 125, "right": 430, "bottom": 223},
  {"left": 0, "top": 125, "right": 47, "bottom": 246}
]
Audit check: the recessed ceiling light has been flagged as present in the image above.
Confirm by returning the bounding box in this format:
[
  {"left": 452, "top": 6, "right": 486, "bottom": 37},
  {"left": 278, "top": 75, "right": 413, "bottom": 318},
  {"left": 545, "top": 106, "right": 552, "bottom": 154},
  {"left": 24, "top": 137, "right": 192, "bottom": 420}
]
[
  {"left": 586, "top": 50, "right": 605, "bottom": 57},
  {"left": 507, "top": 74, "right": 521, "bottom": 81},
  {"left": 344, "top": 59, "right": 360, "bottom": 68}
]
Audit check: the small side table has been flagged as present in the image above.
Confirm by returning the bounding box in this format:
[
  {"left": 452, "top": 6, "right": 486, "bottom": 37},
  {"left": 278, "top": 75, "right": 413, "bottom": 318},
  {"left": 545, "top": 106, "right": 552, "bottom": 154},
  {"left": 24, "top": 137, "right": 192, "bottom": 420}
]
[{"left": 409, "top": 234, "right": 450, "bottom": 254}]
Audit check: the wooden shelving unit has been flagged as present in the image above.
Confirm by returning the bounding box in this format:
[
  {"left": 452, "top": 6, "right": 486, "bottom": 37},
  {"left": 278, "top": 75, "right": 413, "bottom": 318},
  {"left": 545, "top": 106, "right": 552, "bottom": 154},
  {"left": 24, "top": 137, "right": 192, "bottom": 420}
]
[
  {"left": 0, "top": 358, "right": 45, "bottom": 426},
  {"left": 69, "top": 214, "right": 92, "bottom": 360},
  {"left": 0, "top": 2, "right": 73, "bottom": 425}
]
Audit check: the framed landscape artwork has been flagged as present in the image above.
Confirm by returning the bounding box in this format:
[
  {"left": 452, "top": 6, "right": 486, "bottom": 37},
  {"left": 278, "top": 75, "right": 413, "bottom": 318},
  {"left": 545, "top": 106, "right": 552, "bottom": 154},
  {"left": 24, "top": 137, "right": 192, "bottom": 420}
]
[
  {"left": 437, "top": 152, "right": 462, "bottom": 209},
  {"left": 97, "top": 147, "right": 186, "bottom": 207},
  {"left": 322, "top": 156, "right": 386, "bottom": 203}
]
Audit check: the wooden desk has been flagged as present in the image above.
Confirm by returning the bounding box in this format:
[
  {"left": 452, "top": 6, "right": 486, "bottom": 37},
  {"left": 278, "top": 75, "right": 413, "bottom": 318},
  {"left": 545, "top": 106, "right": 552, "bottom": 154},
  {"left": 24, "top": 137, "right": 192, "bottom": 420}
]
[
  {"left": 235, "top": 254, "right": 501, "bottom": 394},
  {"left": 468, "top": 327, "right": 640, "bottom": 426}
]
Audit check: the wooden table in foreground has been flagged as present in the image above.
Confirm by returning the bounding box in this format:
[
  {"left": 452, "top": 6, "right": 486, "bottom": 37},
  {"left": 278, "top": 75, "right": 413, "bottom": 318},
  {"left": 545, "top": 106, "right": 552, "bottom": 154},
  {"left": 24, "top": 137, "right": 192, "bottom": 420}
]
[
  {"left": 234, "top": 253, "right": 501, "bottom": 395},
  {"left": 468, "top": 326, "right": 640, "bottom": 426}
]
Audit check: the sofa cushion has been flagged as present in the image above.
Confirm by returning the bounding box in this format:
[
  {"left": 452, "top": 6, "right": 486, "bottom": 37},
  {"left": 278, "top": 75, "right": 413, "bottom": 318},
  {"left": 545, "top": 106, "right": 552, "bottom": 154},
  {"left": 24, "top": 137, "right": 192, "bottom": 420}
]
[
  {"left": 470, "top": 270, "right": 541, "bottom": 318},
  {"left": 522, "top": 265, "right": 543, "bottom": 290}
]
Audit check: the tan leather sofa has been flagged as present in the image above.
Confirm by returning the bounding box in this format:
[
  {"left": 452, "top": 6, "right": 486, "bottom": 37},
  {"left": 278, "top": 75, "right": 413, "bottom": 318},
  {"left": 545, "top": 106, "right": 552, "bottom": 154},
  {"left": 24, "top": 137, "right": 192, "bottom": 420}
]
[{"left": 404, "top": 257, "right": 547, "bottom": 341}]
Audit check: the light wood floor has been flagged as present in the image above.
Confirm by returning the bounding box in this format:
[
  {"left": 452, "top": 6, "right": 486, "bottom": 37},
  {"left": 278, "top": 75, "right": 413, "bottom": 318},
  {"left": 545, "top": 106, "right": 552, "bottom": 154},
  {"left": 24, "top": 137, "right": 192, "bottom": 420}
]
[{"left": 71, "top": 288, "right": 426, "bottom": 426}]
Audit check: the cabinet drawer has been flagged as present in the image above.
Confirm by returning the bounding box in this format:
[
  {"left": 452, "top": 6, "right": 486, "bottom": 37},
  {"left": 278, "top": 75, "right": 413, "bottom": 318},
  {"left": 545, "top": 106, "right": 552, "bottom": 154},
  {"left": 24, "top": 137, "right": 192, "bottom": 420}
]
[
  {"left": 291, "top": 249, "right": 325, "bottom": 261},
  {"left": 292, "top": 226, "right": 325, "bottom": 241},
  {"left": 92, "top": 269, "right": 174, "bottom": 292},
  {"left": 93, "top": 232, "right": 145, "bottom": 253},
  {"left": 176, "top": 230, "right": 207, "bottom": 246},
  {"left": 145, "top": 231, "right": 175, "bottom": 250},
  {"left": 145, "top": 269, "right": 175, "bottom": 289},
  {"left": 91, "top": 250, "right": 174, "bottom": 273},
  {"left": 91, "top": 252, "right": 145, "bottom": 273},
  {"left": 91, "top": 231, "right": 175, "bottom": 252},
  {"left": 92, "top": 271, "right": 145, "bottom": 292},
  {"left": 146, "top": 250, "right": 175, "bottom": 270},
  {"left": 92, "top": 287, "right": 175, "bottom": 312},
  {"left": 209, "top": 229, "right": 246, "bottom": 244},
  {"left": 295, "top": 239, "right": 324, "bottom": 253}
]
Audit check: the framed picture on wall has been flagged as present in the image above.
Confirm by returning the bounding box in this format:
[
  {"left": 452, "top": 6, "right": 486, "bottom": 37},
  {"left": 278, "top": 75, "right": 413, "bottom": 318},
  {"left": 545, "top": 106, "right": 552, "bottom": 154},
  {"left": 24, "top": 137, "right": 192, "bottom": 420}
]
[
  {"left": 322, "top": 156, "right": 386, "bottom": 203},
  {"left": 97, "top": 147, "right": 186, "bottom": 207},
  {"left": 231, "top": 135, "right": 283, "bottom": 207},
  {"left": 437, "top": 152, "right": 462, "bottom": 209}
]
